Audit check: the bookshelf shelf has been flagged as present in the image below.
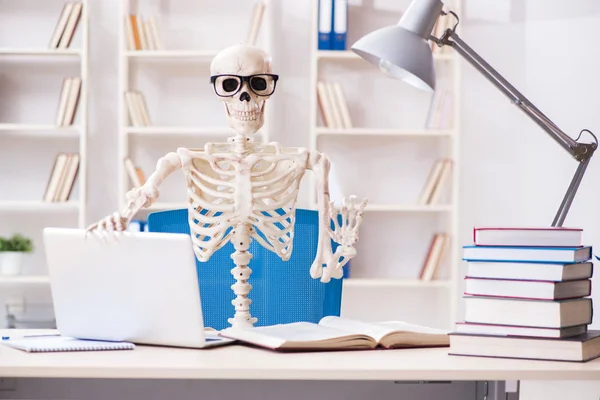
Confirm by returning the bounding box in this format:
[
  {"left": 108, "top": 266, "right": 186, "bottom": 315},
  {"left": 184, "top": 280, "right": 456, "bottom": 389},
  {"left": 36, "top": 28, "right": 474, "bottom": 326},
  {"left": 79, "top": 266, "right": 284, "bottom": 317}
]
[
  {"left": 309, "top": 0, "right": 461, "bottom": 330},
  {"left": 0, "top": 48, "right": 81, "bottom": 57},
  {"left": 0, "top": 201, "right": 80, "bottom": 212},
  {"left": 366, "top": 204, "right": 452, "bottom": 212},
  {"left": 0, "top": 124, "right": 80, "bottom": 137},
  {"left": 125, "top": 50, "right": 219, "bottom": 60},
  {"left": 316, "top": 50, "right": 455, "bottom": 62},
  {"left": 316, "top": 128, "right": 455, "bottom": 137},
  {"left": 0, "top": 275, "right": 50, "bottom": 285},
  {"left": 126, "top": 126, "right": 232, "bottom": 136},
  {"left": 343, "top": 278, "right": 451, "bottom": 288}
]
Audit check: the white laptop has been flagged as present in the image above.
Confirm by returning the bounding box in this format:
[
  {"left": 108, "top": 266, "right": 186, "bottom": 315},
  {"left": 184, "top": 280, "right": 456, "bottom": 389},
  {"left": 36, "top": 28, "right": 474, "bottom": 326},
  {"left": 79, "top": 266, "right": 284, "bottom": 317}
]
[{"left": 43, "top": 228, "right": 233, "bottom": 349}]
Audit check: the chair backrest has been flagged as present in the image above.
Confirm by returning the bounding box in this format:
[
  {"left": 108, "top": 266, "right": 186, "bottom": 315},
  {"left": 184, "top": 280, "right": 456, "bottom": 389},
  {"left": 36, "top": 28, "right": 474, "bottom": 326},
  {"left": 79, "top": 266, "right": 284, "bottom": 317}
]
[{"left": 147, "top": 208, "right": 343, "bottom": 330}]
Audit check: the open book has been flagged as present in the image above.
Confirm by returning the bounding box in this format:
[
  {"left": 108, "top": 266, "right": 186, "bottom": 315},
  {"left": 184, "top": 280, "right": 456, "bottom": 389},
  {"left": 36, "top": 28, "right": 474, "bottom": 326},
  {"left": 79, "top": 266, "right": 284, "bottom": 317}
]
[{"left": 219, "top": 316, "right": 449, "bottom": 351}]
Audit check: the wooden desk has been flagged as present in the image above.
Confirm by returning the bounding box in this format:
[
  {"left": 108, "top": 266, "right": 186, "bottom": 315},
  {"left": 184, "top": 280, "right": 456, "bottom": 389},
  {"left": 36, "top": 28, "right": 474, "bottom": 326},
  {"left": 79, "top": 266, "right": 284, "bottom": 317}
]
[
  {"left": 2, "top": 329, "right": 600, "bottom": 400},
  {"left": 1, "top": 341, "right": 600, "bottom": 381}
]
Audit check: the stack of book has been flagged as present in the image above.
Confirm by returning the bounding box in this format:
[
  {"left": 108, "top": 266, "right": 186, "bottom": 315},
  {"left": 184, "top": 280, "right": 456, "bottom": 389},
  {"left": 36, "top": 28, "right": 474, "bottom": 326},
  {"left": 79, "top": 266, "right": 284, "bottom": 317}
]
[
  {"left": 317, "top": 0, "right": 348, "bottom": 51},
  {"left": 450, "top": 227, "right": 600, "bottom": 362},
  {"left": 316, "top": 81, "right": 352, "bottom": 129}
]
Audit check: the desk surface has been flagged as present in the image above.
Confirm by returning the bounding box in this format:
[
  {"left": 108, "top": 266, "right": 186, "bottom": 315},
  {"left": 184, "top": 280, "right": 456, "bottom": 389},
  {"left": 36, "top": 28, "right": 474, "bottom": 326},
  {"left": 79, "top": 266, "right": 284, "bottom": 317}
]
[{"left": 2, "top": 330, "right": 600, "bottom": 381}]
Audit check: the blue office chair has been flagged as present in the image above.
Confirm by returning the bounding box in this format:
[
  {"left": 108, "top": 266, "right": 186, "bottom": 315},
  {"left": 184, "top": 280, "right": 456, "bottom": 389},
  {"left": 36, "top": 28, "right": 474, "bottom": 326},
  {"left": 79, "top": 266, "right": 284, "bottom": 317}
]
[{"left": 147, "top": 208, "right": 344, "bottom": 330}]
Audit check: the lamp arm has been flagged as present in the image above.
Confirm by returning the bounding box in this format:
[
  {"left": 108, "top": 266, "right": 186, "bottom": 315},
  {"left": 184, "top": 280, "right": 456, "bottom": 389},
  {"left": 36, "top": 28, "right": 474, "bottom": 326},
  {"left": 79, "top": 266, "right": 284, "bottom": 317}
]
[{"left": 437, "top": 28, "right": 597, "bottom": 227}]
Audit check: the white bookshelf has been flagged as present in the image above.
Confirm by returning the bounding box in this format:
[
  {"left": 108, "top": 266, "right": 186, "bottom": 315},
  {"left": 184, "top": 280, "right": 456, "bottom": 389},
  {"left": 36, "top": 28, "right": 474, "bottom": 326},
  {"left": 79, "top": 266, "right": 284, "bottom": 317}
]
[
  {"left": 0, "top": 0, "right": 89, "bottom": 326},
  {"left": 117, "top": 0, "right": 274, "bottom": 212},
  {"left": 309, "top": 0, "right": 461, "bottom": 330}
]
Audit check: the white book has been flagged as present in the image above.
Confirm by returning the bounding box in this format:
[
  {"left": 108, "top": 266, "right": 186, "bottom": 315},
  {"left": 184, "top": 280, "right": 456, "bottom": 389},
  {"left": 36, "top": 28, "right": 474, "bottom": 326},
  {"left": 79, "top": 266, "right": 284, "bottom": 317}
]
[
  {"left": 428, "top": 159, "right": 452, "bottom": 204},
  {"left": 143, "top": 20, "right": 155, "bottom": 50},
  {"left": 464, "top": 277, "right": 591, "bottom": 301},
  {"left": 316, "top": 81, "right": 337, "bottom": 128},
  {"left": 58, "top": 2, "right": 82, "bottom": 49},
  {"left": 331, "top": 82, "right": 352, "bottom": 129},
  {"left": 56, "top": 153, "right": 80, "bottom": 202},
  {"left": 466, "top": 261, "right": 593, "bottom": 282},
  {"left": 454, "top": 321, "right": 588, "bottom": 339},
  {"left": 473, "top": 226, "right": 583, "bottom": 247},
  {"left": 325, "top": 82, "right": 343, "bottom": 129},
  {"left": 124, "top": 158, "right": 142, "bottom": 188},
  {"left": 135, "top": 91, "right": 151, "bottom": 126},
  {"left": 62, "top": 77, "right": 82, "bottom": 126},
  {"left": 219, "top": 316, "right": 449, "bottom": 351},
  {"left": 43, "top": 153, "right": 69, "bottom": 202},
  {"left": 417, "top": 159, "right": 444, "bottom": 205},
  {"left": 49, "top": 2, "right": 74, "bottom": 49},
  {"left": 125, "top": 15, "right": 136, "bottom": 51},
  {"left": 56, "top": 78, "right": 73, "bottom": 126},
  {"left": 463, "top": 296, "right": 592, "bottom": 328},
  {"left": 137, "top": 15, "right": 148, "bottom": 50},
  {"left": 125, "top": 91, "right": 142, "bottom": 126},
  {"left": 148, "top": 16, "right": 163, "bottom": 50}
]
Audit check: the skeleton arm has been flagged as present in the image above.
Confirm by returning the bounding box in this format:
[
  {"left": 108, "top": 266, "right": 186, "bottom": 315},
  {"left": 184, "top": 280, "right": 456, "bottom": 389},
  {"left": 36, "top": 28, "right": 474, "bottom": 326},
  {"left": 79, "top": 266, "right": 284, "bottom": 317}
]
[
  {"left": 86, "top": 152, "right": 182, "bottom": 232},
  {"left": 307, "top": 151, "right": 368, "bottom": 283}
]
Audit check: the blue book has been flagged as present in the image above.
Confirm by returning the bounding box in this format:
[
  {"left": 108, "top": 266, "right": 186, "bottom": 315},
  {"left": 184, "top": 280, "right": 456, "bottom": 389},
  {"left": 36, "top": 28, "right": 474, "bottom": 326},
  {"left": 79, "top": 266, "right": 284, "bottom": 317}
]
[
  {"left": 318, "top": 0, "right": 333, "bottom": 50},
  {"left": 332, "top": 0, "right": 348, "bottom": 50},
  {"left": 462, "top": 245, "right": 592, "bottom": 264}
]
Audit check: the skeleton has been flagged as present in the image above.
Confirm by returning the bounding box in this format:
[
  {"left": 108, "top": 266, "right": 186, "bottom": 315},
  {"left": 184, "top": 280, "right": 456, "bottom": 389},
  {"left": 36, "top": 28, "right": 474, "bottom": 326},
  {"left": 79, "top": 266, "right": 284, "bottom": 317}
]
[{"left": 88, "top": 44, "right": 367, "bottom": 328}]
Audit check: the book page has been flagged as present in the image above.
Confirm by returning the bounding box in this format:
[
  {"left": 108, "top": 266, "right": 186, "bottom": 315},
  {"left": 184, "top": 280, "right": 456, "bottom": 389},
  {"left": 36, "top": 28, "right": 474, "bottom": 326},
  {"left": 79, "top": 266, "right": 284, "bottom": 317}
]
[
  {"left": 221, "top": 322, "right": 363, "bottom": 349},
  {"left": 376, "top": 321, "right": 449, "bottom": 335},
  {"left": 319, "top": 316, "right": 397, "bottom": 343}
]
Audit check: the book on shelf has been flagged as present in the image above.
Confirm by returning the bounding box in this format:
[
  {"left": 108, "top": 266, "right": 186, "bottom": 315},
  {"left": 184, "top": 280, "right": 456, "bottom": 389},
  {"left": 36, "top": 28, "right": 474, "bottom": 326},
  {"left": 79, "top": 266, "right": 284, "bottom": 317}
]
[
  {"left": 465, "top": 261, "right": 593, "bottom": 282},
  {"left": 419, "top": 233, "right": 449, "bottom": 281},
  {"left": 56, "top": 77, "right": 82, "bottom": 127},
  {"left": 417, "top": 159, "right": 452, "bottom": 205},
  {"left": 43, "top": 153, "right": 80, "bottom": 202},
  {"left": 219, "top": 316, "right": 449, "bottom": 351},
  {"left": 464, "top": 277, "right": 591, "bottom": 301},
  {"left": 473, "top": 226, "right": 583, "bottom": 247},
  {"left": 425, "top": 89, "right": 453, "bottom": 130},
  {"left": 463, "top": 296, "right": 592, "bottom": 329},
  {"left": 125, "top": 90, "right": 152, "bottom": 127},
  {"left": 454, "top": 321, "right": 588, "bottom": 339},
  {"left": 126, "top": 15, "right": 163, "bottom": 51},
  {"left": 462, "top": 245, "right": 592, "bottom": 264},
  {"left": 49, "top": 2, "right": 83, "bottom": 49},
  {"left": 449, "top": 330, "right": 600, "bottom": 362},
  {"left": 317, "top": 0, "right": 347, "bottom": 50},
  {"left": 316, "top": 80, "right": 352, "bottom": 129},
  {"left": 124, "top": 157, "right": 145, "bottom": 188},
  {"left": 247, "top": 1, "right": 266, "bottom": 46}
]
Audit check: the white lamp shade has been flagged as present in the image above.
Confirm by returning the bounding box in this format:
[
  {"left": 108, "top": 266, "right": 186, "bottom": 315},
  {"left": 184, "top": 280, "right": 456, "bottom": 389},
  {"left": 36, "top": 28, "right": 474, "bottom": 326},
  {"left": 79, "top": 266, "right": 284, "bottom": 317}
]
[{"left": 351, "top": 25, "right": 436, "bottom": 92}]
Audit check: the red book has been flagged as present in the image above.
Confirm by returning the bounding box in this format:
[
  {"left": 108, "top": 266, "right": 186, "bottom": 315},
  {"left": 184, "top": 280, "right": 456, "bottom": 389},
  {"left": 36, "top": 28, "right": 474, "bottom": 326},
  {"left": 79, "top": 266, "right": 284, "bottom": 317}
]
[{"left": 473, "top": 227, "right": 583, "bottom": 247}]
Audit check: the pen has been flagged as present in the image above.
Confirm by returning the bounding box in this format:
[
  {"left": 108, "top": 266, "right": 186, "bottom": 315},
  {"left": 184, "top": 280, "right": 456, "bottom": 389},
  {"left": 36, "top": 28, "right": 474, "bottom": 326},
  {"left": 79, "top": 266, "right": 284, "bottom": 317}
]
[{"left": 1, "top": 334, "right": 60, "bottom": 341}]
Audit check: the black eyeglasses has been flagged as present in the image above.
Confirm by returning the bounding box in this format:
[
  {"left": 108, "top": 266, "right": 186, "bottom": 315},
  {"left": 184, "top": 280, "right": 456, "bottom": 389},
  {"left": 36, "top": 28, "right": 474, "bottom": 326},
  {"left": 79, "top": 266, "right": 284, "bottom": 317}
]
[{"left": 210, "top": 74, "right": 279, "bottom": 97}]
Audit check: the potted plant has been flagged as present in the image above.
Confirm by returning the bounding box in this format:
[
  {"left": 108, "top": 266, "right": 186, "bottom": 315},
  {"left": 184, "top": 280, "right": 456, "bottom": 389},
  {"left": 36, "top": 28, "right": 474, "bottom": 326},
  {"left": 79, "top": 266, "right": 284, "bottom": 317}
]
[{"left": 0, "top": 234, "right": 33, "bottom": 275}]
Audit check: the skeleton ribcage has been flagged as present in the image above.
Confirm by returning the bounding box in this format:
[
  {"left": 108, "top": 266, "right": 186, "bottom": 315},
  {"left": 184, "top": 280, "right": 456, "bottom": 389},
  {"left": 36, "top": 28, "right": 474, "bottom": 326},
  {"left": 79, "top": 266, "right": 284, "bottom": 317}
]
[{"left": 182, "top": 146, "right": 307, "bottom": 262}]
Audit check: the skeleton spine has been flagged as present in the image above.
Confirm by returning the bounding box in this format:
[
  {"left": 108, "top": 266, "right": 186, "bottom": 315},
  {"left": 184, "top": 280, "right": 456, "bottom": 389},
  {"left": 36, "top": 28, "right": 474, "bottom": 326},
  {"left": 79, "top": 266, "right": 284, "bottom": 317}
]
[{"left": 228, "top": 224, "right": 258, "bottom": 327}]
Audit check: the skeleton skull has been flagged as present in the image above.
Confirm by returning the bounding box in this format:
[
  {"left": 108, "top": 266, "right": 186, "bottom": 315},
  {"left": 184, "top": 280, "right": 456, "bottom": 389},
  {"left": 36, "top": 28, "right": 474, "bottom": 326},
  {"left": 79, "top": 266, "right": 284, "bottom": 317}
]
[{"left": 210, "top": 44, "right": 276, "bottom": 136}]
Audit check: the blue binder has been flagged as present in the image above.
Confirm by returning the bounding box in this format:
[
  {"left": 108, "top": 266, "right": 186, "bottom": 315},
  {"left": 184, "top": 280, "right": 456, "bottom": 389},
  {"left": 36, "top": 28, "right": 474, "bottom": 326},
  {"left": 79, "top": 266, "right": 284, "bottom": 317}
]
[
  {"left": 332, "top": 0, "right": 347, "bottom": 50},
  {"left": 318, "top": 0, "right": 333, "bottom": 50}
]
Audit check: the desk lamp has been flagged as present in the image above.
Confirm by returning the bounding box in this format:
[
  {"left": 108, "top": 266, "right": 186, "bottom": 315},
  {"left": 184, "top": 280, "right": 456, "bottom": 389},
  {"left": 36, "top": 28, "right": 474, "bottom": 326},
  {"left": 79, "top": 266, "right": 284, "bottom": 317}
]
[{"left": 351, "top": 0, "right": 597, "bottom": 227}]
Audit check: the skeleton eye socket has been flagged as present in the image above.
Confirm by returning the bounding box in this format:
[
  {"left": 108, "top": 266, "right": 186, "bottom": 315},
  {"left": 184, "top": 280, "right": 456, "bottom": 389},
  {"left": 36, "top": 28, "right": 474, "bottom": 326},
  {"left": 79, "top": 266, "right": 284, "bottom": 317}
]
[
  {"left": 222, "top": 78, "right": 240, "bottom": 93},
  {"left": 250, "top": 77, "right": 267, "bottom": 91}
]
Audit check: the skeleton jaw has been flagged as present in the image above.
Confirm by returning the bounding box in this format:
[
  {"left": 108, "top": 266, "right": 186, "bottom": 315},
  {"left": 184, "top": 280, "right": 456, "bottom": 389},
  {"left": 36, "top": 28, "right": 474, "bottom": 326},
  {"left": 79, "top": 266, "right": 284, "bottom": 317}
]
[{"left": 225, "top": 100, "right": 265, "bottom": 135}]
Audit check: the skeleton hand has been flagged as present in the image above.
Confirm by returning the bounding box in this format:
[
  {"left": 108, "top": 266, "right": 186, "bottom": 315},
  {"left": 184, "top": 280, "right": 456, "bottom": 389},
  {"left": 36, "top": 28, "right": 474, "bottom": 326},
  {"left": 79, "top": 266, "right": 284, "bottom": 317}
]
[
  {"left": 85, "top": 186, "right": 158, "bottom": 237},
  {"left": 321, "top": 195, "right": 368, "bottom": 283}
]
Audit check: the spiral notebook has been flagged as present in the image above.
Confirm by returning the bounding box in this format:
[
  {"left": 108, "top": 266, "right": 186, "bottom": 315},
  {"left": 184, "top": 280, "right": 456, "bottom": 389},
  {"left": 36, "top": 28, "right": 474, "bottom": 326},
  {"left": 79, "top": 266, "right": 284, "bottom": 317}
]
[{"left": 2, "top": 336, "right": 135, "bottom": 353}]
